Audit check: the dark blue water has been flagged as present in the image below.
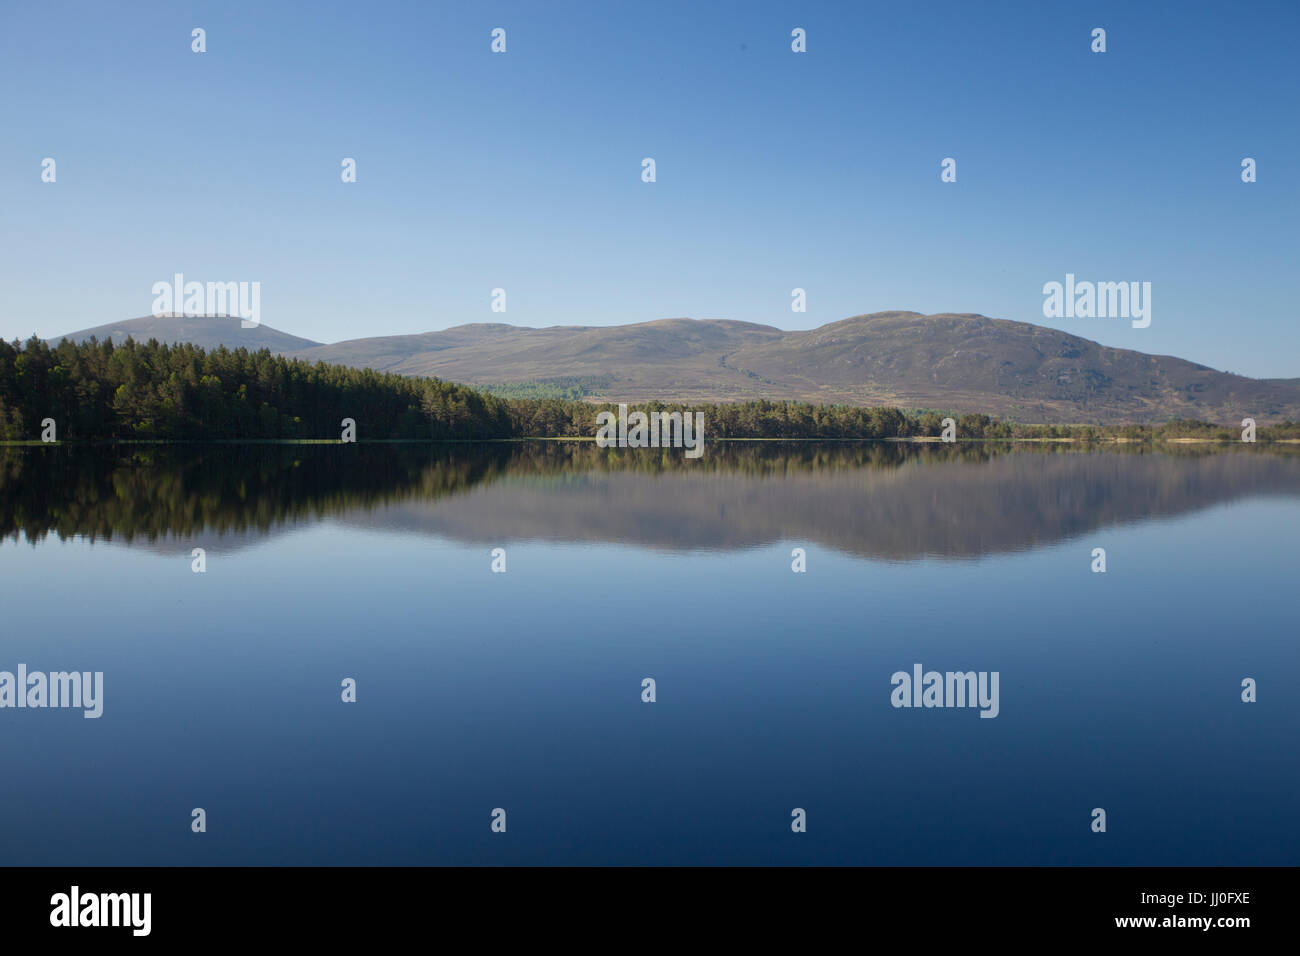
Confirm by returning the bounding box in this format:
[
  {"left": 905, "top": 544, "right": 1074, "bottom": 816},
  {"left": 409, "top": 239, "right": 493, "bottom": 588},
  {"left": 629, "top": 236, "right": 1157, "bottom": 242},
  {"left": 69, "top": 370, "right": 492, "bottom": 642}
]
[{"left": 1, "top": 443, "right": 1296, "bottom": 864}]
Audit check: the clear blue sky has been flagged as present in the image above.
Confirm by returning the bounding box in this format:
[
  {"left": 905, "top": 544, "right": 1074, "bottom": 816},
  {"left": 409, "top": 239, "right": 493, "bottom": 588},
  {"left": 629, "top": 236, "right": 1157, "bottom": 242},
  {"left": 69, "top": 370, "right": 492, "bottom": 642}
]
[{"left": 2, "top": 0, "right": 1296, "bottom": 377}]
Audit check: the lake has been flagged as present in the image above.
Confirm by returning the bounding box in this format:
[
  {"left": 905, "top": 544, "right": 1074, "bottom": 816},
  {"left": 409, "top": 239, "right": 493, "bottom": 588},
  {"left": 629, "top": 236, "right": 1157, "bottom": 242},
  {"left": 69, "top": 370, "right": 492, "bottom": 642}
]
[{"left": 1, "top": 441, "right": 1297, "bottom": 865}]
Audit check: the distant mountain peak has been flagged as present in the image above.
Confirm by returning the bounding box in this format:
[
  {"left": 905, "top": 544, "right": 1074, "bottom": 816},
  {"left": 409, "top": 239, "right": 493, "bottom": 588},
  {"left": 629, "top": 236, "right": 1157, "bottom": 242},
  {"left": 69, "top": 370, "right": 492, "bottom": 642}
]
[{"left": 50, "top": 314, "right": 322, "bottom": 352}]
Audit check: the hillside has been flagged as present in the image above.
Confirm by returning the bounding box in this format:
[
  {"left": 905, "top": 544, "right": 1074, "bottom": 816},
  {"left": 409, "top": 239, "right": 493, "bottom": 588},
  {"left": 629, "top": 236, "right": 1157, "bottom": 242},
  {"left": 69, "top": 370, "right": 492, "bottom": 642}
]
[{"left": 49, "top": 311, "right": 1300, "bottom": 424}]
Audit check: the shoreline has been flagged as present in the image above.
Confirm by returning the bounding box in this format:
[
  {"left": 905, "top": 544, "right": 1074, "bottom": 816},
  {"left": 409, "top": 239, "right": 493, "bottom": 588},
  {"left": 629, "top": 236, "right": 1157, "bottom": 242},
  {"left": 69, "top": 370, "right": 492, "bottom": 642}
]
[{"left": 3, "top": 436, "right": 1298, "bottom": 447}]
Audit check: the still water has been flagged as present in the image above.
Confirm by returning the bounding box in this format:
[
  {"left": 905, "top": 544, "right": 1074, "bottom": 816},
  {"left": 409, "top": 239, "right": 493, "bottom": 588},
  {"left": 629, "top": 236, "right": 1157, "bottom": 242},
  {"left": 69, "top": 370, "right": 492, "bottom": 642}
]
[{"left": 1, "top": 442, "right": 1297, "bottom": 865}]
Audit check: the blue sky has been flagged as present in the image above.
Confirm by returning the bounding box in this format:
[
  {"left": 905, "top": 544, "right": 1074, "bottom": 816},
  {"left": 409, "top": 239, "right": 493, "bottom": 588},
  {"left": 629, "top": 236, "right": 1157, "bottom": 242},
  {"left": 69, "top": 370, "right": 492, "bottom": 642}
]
[{"left": 2, "top": 0, "right": 1296, "bottom": 377}]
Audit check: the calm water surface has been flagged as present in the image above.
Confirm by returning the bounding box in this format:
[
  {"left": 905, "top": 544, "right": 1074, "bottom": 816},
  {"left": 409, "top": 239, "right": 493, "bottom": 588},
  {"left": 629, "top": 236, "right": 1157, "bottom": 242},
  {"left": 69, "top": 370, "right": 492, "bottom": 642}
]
[{"left": 1, "top": 442, "right": 1297, "bottom": 865}]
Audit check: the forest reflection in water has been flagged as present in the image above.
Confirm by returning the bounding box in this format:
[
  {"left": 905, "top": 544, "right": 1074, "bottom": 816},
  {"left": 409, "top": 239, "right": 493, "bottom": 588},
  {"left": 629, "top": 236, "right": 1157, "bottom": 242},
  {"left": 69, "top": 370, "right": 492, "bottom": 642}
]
[{"left": 2, "top": 440, "right": 1298, "bottom": 560}]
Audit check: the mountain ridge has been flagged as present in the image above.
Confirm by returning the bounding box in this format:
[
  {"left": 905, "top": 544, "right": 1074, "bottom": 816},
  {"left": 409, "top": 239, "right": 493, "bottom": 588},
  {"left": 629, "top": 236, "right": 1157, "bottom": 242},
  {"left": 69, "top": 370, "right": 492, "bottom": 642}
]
[
  {"left": 50, "top": 314, "right": 322, "bottom": 353},
  {"left": 46, "top": 311, "right": 1300, "bottom": 424}
]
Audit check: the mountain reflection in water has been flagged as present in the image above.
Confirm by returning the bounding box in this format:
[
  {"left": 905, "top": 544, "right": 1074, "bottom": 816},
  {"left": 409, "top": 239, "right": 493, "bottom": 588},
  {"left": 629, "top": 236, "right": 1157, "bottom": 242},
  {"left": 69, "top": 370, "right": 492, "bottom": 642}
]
[{"left": 4, "top": 442, "right": 1297, "bottom": 561}]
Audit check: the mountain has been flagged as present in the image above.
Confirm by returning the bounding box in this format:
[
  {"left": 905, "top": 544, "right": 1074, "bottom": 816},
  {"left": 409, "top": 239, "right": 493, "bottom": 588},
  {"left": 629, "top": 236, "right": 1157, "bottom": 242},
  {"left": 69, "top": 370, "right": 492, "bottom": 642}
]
[
  {"left": 49, "top": 311, "right": 1300, "bottom": 423},
  {"left": 49, "top": 314, "right": 321, "bottom": 353},
  {"left": 280, "top": 312, "right": 1300, "bottom": 424}
]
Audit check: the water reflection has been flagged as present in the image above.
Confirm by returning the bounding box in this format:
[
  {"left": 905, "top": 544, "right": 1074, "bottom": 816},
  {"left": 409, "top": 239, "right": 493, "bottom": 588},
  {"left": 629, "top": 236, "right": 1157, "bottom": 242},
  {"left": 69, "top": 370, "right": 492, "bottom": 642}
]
[{"left": 2, "top": 442, "right": 1297, "bottom": 559}]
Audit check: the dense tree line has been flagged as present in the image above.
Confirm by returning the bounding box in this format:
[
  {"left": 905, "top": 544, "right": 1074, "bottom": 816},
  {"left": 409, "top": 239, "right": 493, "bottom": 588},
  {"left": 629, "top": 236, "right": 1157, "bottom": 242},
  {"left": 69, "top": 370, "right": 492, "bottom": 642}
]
[
  {"left": 2, "top": 336, "right": 1298, "bottom": 441},
  {"left": 0, "top": 336, "right": 512, "bottom": 440},
  {"left": 479, "top": 377, "right": 604, "bottom": 401}
]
